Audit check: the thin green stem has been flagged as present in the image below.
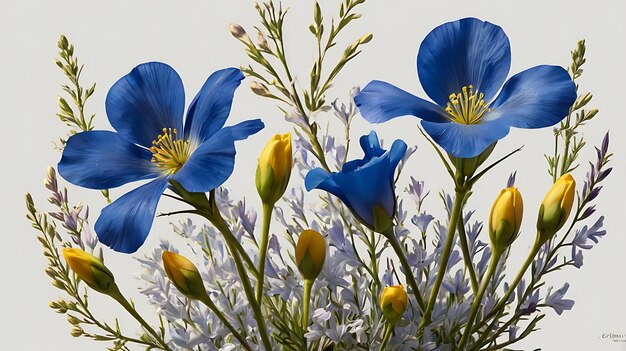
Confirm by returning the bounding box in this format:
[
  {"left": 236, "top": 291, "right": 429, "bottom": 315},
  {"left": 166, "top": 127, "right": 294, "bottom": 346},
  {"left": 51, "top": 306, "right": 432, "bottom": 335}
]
[
  {"left": 207, "top": 212, "right": 273, "bottom": 350},
  {"left": 473, "top": 310, "right": 522, "bottom": 350},
  {"left": 378, "top": 322, "right": 394, "bottom": 351},
  {"left": 110, "top": 288, "right": 171, "bottom": 351},
  {"left": 457, "top": 251, "right": 500, "bottom": 349},
  {"left": 473, "top": 240, "right": 541, "bottom": 332},
  {"left": 418, "top": 184, "right": 467, "bottom": 332},
  {"left": 256, "top": 202, "right": 274, "bottom": 302},
  {"left": 301, "top": 279, "right": 314, "bottom": 330},
  {"left": 457, "top": 219, "right": 479, "bottom": 295},
  {"left": 382, "top": 228, "right": 426, "bottom": 311},
  {"left": 166, "top": 183, "right": 259, "bottom": 277},
  {"left": 199, "top": 294, "right": 253, "bottom": 351}
]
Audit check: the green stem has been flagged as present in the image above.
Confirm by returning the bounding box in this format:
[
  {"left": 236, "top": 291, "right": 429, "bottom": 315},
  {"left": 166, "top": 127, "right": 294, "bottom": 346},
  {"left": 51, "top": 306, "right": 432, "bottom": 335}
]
[
  {"left": 474, "top": 310, "right": 522, "bottom": 350},
  {"left": 256, "top": 202, "right": 274, "bottom": 303},
  {"left": 473, "top": 239, "right": 542, "bottom": 333},
  {"left": 167, "top": 182, "right": 259, "bottom": 277},
  {"left": 382, "top": 228, "right": 426, "bottom": 311},
  {"left": 457, "top": 219, "right": 479, "bottom": 295},
  {"left": 206, "top": 212, "right": 273, "bottom": 350},
  {"left": 302, "top": 279, "right": 314, "bottom": 330},
  {"left": 457, "top": 250, "right": 500, "bottom": 350},
  {"left": 199, "top": 294, "right": 252, "bottom": 351},
  {"left": 418, "top": 184, "right": 468, "bottom": 332},
  {"left": 110, "top": 288, "right": 172, "bottom": 351},
  {"left": 378, "top": 322, "right": 394, "bottom": 351}
]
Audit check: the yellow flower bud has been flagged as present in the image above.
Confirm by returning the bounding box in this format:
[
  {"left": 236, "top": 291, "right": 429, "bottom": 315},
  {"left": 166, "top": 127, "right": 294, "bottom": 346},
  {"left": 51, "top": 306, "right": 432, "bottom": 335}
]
[
  {"left": 62, "top": 248, "right": 116, "bottom": 295},
  {"left": 380, "top": 285, "right": 407, "bottom": 324},
  {"left": 537, "top": 174, "right": 576, "bottom": 242},
  {"left": 256, "top": 133, "right": 292, "bottom": 204},
  {"left": 162, "top": 251, "right": 208, "bottom": 301},
  {"left": 489, "top": 187, "right": 523, "bottom": 254},
  {"left": 295, "top": 229, "right": 326, "bottom": 280}
]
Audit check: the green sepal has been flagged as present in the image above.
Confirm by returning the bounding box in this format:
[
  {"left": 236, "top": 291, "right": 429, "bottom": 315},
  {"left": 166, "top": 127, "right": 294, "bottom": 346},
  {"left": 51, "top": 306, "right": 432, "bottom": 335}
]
[
  {"left": 298, "top": 251, "right": 322, "bottom": 280},
  {"left": 536, "top": 203, "right": 562, "bottom": 244},
  {"left": 449, "top": 142, "right": 496, "bottom": 179},
  {"left": 490, "top": 219, "right": 515, "bottom": 253},
  {"left": 381, "top": 303, "right": 403, "bottom": 325},
  {"left": 90, "top": 265, "right": 117, "bottom": 295},
  {"left": 256, "top": 163, "right": 290, "bottom": 205},
  {"left": 373, "top": 205, "right": 394, "bottom": 234}
]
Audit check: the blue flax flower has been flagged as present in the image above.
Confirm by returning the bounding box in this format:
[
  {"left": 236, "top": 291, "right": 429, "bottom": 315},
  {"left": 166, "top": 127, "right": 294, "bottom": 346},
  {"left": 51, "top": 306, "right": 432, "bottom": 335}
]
[
  {"left": 305, "top": 131, "right": 407, "bottom": 230},
  {"left": 354, "top": 17, "right": 576, "bottom": 158},
  {"left": 58, "top": 62, "right": 264, "bottom": 253}
]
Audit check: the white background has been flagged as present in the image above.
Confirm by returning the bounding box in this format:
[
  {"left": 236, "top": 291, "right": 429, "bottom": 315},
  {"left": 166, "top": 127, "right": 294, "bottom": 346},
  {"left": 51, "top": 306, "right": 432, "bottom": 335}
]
[{"left": 1, "top": 0, "right": 625, "bottom": 350}]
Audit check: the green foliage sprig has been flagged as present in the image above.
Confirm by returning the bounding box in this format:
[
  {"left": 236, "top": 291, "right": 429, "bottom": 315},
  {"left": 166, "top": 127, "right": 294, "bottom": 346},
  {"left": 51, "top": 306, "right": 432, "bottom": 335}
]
[
  {"left": 55, "top": 35, "right": 96, "bottom": 139},
  {"left": 54, "top": 35, "right": 110, "bottom": 202},
  {"left": 233, "top": 0, "right": 371, "bottom": 172},
  {"left": 26, "top": 168, "right": 170, "bottom": 351},
  {"left": 547, "top": 40, "right": 599, "bottom": 182}
]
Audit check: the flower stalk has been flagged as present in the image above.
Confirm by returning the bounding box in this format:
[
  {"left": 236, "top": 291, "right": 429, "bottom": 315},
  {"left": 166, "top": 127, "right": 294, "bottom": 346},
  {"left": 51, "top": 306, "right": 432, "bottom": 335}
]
[
  {"left": 256, "top": 202, "right": 274, "bottom": 303},
  {"left": 301, "top": 279, "right": 314, "bottom": 329},
  {"left": 381, "top": 227, "right": 425, "bottom": 311},
  {"left": 418, "top": 176, "right": 468, "bottom": 331},
  {"left": 457, "top": 249, "right": 502, "bottom": 349},
  {"left": 109, "top": 288, "right": 172, "bottom": 351}
]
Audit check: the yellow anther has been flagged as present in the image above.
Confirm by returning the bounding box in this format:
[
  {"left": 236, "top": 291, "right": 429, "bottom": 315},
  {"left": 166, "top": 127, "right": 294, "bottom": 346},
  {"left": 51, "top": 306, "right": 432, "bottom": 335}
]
[
  {"left": 150, "top": 128, "right": 191, "bottom": 174},
  {"left": 445, "top": 85, "right": 490, "bottom": 125}
]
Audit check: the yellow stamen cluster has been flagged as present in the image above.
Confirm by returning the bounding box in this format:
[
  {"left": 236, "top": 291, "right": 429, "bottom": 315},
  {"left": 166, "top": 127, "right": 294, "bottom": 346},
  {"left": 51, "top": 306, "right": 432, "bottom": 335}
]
[
  {"left": 445, "top": 85, "right": 489, "bottom": 125},
  {"left": 150, "top": 128, "right": 191, "bottom": 174}
]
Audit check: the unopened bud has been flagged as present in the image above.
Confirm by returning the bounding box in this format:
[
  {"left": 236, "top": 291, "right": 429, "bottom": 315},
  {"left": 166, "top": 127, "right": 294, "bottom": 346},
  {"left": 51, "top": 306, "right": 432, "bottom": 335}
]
[
  {"left": 250, "top": 81, "right": 271, "bottom": 97},
  {"left": 162, "top": 251, "right": 208, "bottom": 301},
  {"left": 380, "top": 285, "right": 407, "bottom": 324},
  {"left": 256, "top": 133, "right": 292, "bottom": 204},
  {"left": 537, "top": 174, "right": 576, "bottom": 243},
  {"left": 229, "top": 23, "right": 250, "bottom": 43},
  {"left": 62, "top": 248, "right": 117, "bottom": 295},
  {"left": 489, "top": 187, "right": 523, "bottom": 254},
  {"left": 358, "top": 33, "right": 373, "bottom": 44},
  {"left": 295, "top": 230, "right": 326, "bottom": 280}
]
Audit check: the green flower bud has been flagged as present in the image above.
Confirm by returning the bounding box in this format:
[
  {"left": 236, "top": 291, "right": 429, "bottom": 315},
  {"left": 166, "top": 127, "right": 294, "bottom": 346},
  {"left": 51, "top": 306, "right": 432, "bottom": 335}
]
[
  {"left": 489, "top": 187, "right": 523, "bottom": 254},
  {"left": 162, "top": 251, "right": 208, "bottom": 301},
  {"left": 256, "top": 133, "right": 292, "bottom": 204},
  {"left": 295, "top": 230, "right": 326, "bottom": 280},
  {"left": 62, "top": 248, "right": 117, "bottom": 295},
  {"left": 380, "top": 285, "right": 407, "bottom": 324},
  {"left": 537, "top": 173, "right": 576, "bottom": 243}
]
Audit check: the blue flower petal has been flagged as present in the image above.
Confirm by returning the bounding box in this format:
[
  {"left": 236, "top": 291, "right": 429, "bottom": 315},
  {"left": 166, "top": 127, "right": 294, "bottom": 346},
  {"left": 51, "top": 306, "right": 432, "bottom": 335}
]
[
  {"left": 333, "top": 157, "right": 397, "bottom": 226},
  {"left": 342, "top": 131, "right": 385, "bottom": 172},
  {"left": 306, "top": 133, "right": 407, "bottom": 227},
  {"left": 387, "top": 139, "right": 408, "bottom": 171},
  {"left": 106, "top": 62, "right": 185, "bottom": 147},
  {"left": 487, "top": 65, "right": 576, "bottom": 128},
  {"left": 355, "top": 80, "right": 448, "bottom": 123},
  {"left": 95, "top": 176, "right": 169, "bottom": 253},
  {"left": 417, "top": 17, "right": 511, "bottom": 106},
  {"left": 58, "top": 131, "right": 159, "bottom": 189},
  {"left": 421, "top": 119, "right": 510, "bottom": 158},
  {"left": 172, "top": 119, "right": 264, "bottom": 192},
  {"left": 184, "top": 68, "right": 245, "bottom": 144}
]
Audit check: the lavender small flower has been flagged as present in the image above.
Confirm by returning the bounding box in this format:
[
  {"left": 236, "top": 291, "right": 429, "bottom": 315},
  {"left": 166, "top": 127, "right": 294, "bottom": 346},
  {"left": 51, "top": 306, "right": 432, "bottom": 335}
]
[{"left": 544, "top": 283, "right": 575, "bottom": 315}]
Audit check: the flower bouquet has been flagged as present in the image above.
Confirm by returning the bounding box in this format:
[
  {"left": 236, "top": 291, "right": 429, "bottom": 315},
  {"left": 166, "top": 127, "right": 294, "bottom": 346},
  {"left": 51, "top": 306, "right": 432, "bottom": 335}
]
[{"left": 27, "top": 1, "right": 612, "bottom": 350}]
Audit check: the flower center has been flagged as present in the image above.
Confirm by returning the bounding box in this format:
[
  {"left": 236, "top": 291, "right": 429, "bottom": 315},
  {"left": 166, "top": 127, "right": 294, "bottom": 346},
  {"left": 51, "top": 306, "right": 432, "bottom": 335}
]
[
  {"left": 445, "top": 85, "right": 490, "bottom": 125},
  {"left": 150, "top": 128, "right": 191, "bottom": 174}
]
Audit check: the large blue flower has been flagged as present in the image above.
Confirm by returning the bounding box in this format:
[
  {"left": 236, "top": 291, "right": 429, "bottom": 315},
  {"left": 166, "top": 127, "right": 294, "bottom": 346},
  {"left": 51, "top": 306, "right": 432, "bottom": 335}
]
[
  {"left": 305, "top": 131, "right": 407, "bottom": 229},
  {"left": 58, "top": 62, "right": 264, "bottom": 253},
  {"left": 354, "top": 17, "right": 577, "bottom": 158}
]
